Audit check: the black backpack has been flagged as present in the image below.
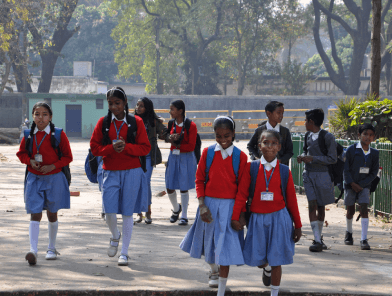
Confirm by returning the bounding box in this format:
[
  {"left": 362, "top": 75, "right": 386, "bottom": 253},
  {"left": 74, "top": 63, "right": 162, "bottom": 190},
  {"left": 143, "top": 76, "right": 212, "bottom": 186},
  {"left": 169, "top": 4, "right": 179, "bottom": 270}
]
[
  {"left": 100, "top": 114, "right": 147, "bottom": 172},
  {"left": 168, "top": 118, "right": 202, "bottom": 164},
  {"left": 304, "top": 130, "right": 344, "bottom": 186}
]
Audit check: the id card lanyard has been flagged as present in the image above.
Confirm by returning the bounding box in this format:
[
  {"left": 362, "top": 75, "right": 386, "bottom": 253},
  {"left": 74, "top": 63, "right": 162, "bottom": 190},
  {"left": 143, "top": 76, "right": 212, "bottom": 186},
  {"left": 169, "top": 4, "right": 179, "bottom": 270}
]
[
  {"left": 263, "top": 166, "right": 275, "bottom": 192},
  {"left": 34, "top": 133, "right": 47, "bottom": 162},
  {"left": 113, "top": 120, "right": 125, "bottom": 143}
]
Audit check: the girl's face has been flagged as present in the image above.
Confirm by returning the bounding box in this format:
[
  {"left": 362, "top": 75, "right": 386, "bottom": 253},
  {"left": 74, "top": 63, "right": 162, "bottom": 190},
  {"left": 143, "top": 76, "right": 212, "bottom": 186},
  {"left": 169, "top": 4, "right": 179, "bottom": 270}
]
[
  {"left": 169, "top": 104, "right": 183, "bottom": 119},
  {"left": 135, "top": 99, "right": 146, "bottom": 115},
  {"left": 258, "top": 135, "right": 281, "bottom": 162},
  {"left": 108, "top": 96, "right": 127, "bottom": 119},
  {"left": 215, "top": 127, "right": 234, "bottom": 150},
  {"left": 33, "top": 106, "right": 52, "bottom": 131}
]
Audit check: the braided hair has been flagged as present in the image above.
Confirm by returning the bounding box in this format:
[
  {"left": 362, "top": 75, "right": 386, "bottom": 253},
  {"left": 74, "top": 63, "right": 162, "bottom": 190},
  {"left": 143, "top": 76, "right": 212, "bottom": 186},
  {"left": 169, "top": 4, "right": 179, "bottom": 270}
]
[
  {"left": 103, "top": 86, "right": 128, "bottom": 145},
  {"left": 26, "top": 102, "right": 55, "bottom": 155},
  {"left": 135, "top": 97, "right": 157, "bottom": 128}
]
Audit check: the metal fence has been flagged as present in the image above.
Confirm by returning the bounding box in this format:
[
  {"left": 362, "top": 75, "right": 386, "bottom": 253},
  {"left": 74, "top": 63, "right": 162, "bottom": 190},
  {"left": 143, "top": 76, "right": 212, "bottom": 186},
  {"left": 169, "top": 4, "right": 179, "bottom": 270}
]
[{"left": 292, "top": 135, "right": 392, "bottom": 216}]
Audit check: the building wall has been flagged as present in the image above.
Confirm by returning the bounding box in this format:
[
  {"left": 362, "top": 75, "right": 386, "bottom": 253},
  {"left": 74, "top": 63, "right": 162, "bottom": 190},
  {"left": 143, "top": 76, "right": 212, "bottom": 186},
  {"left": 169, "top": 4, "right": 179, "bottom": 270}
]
[{"left": 0, "top": 93, "right": 23, "bottom": 128}]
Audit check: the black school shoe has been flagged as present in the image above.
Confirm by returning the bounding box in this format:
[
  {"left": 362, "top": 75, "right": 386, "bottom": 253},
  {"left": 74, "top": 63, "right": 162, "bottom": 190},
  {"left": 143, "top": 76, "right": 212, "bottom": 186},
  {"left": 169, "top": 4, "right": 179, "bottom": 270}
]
[
  {"left": 344, "top": 231, "right": 354, "bottom": 245},
  {"left": 178, "top": 218, "right": 188, "bottom": 226},
  {"left": 320, "top": 235, "right": 328, "bottom": 250},
  {"left": 309, "top": 240, "right": 323, "bottom": 252},
  {"left": 262, "top": 268, "right": 271, "bottom": 286},
  {"left": 170, "top": 204, "right": 182, "bottom": 223},
  {"left": 360, "top": 239, "right": 371, "bottom": 250}
]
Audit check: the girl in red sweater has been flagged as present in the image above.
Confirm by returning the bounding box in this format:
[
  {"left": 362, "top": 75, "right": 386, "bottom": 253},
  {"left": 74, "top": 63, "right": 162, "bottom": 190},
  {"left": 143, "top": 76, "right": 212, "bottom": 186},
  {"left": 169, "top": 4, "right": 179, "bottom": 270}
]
[
  {"left": 17, "top": 102, "right": 73, "bottom": 265},
  {"left": 90, "top": 87, "right": 151, "bottom": 266},
  {"left": 232, "top": 130, "right": 302, "bottom": 296},
  {"left": 180, "top": 116, "right": 247, "bottom": 296}
]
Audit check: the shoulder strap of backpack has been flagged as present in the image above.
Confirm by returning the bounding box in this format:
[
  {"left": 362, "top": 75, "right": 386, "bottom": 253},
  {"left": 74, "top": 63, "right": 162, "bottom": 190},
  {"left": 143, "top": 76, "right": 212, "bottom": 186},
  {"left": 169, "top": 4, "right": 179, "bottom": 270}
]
[
  {"left": 232, "top": 146, "right": 241, "bottom": 184},
  {"left": 168, "top": 119, "right": 174, "bottom": 134},
  {"left": 53, "top": 127, "right": 63, "bottom": 158},
  {"left": 247, "top": 160, "right": 260, "bottom": 208},
  {"left": 184, "top": 117, "right": 192, "bottom": 132},
  {"left": 318, "top": 129, "right": 328, "bottom": 156},
  {"left": 304, "top": 131, "right": 310, "bottom": 154},
  {"left": 204, "top": 144, "right": 217, "bottom": 186}
]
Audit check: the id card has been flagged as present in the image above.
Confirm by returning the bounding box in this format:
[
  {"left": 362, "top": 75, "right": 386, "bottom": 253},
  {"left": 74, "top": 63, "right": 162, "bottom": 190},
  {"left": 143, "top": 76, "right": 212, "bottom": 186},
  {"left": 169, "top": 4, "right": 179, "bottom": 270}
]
[
  {"left": 260, "top": 192, "right": 274, "bottom": 201},
  {"left": 173, "top": 149, "right": 181, "bottom": 155},
  {"left": 34, "top": 154, "right": 43, "bottom": 162},
  {"left": 359, "top": 167, "right": 370, "bottom": 174}
]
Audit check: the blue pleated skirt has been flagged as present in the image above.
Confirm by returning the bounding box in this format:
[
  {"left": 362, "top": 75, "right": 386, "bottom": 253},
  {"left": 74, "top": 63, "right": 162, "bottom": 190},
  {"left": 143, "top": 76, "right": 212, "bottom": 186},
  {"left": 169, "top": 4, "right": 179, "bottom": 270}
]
[
  {"left": 102, "top": 167, "right": 148, "bottom": 215},
  {"left": 97, "top": 157, "right": 103, "bottom": 192},
  {"left": 165, "top": 151, "right": 197, "bottom": 191},
  {"left": 24, "top": 172, "right": 70, "bottom": 214},
  {"left": 145, "top": 153, "right": 153, "bottom": 206},
  {"left": 244, "top": 208, "right": 295, "bottom": 267},
  {"left": 180, "top": 197, "right": 245, "bottom": 266}
]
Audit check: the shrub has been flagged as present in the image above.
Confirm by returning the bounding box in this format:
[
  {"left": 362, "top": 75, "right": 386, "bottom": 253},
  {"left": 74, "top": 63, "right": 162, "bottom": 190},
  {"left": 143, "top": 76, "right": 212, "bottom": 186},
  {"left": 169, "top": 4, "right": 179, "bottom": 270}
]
[{"left": 329, "top": 97, "right": 360, "bottom": 139}]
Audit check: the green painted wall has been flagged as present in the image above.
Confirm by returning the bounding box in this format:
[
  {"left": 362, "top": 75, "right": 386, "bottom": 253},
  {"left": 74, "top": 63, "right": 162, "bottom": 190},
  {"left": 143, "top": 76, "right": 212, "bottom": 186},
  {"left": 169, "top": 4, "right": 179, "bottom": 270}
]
[{"left": 26, "top": 94, "right": 109, "bottom": 138}]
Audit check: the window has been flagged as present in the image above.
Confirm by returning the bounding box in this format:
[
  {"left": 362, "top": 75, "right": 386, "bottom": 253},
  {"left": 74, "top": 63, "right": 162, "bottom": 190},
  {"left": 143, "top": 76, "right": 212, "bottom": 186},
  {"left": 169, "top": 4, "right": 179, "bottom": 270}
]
[{"left": 96, "top": 99, "right": 103, "bottom": 109}]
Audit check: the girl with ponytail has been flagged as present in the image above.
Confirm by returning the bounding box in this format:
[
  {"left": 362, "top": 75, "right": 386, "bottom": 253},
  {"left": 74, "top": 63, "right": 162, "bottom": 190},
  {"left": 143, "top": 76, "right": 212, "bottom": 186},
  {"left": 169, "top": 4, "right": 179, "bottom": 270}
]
[
  {"left": 16, "top": 102, "right": 73, "bottom": 265},
  {"left": 90, "top": 87, "right": 151, "bottom": 266}
]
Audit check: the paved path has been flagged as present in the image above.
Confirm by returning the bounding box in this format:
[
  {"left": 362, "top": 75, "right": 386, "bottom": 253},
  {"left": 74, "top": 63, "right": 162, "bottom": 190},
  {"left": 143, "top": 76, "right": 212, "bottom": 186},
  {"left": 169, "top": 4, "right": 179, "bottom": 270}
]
[{"left": 0, "top": 139, "right": 391, "bottom": 295}]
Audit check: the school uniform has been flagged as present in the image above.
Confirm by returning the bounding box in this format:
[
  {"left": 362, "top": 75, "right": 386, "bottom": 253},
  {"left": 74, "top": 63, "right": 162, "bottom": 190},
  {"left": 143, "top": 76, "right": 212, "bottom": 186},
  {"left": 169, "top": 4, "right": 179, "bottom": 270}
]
[
  {"left": 17, "top": 125, "right": 73, "bottom": 214},
  {"left": 232, "top": 157, "right": 302, "bottom": 267},
  {"left": 343, "top": 143, "right": 379, "bottom": 206},
  {"left": 90, "top": 114, "right": 151, "bottom": 216},
  {"left": 302, "top": 130, "right": 337, "bottom": 206},
  {"left": 180, "top": 144, "right": 247, "bottom": 266},
  {"left": 165, "top": 118, "right": 197, "bottom": 191}
]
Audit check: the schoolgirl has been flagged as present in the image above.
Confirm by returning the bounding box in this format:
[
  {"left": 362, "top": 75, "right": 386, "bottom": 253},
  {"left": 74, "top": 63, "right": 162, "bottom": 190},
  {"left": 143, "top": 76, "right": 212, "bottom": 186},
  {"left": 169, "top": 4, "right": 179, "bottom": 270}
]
[
  {"left": 165, "top": 100, "right": 197, "bottom": 226},
  {"left": 232, "top": 130, "right": 302, "bottom": 296},
  {"left": 16, "top": 102, "right": 73, "bottom": 265},
  {"left": 180, "top": 116, "right": 247, "bottom": 296},
  {"left": 134, "top": 97, "right": 168, "bottom": 224},
  {"left": 90, "top": 87, "right": 151, "bottom": 266}
]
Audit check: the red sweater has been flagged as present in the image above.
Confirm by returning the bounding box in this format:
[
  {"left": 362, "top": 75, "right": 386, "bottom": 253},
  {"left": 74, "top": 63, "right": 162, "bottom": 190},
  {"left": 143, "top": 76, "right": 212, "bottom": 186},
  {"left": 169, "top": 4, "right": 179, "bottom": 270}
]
[
  {"left": 90, "top": 116, "right": 151, "bottom": 171},
  {"left": 232, "top": 161, "right": 302, "bottom": 229},
  {"left": 169, "top": 121, "right": 197, "bottom": 152},
  {"left": 196, "top": 147, "right": 248, "bottom": 199},
  {"left": 17, "top": 130, "right": 73, "bottom": 175}
]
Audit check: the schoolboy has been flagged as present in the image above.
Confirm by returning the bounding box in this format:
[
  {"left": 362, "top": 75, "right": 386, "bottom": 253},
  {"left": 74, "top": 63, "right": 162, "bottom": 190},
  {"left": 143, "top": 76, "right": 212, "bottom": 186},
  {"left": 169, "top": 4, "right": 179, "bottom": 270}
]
[
  {"left": 247, "top": 101, "right": 293, "bottom": 165},
  {"left": 297, "top": 108, "right": 337, "bottom": 252},
  {"left": 343, "top": 123, "right": 379, "bottom": 250}
]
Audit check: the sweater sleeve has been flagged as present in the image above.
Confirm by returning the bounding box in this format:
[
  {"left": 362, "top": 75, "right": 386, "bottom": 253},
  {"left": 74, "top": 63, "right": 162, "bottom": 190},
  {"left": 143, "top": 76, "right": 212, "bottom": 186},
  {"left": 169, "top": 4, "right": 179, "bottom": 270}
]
[
  {"left": 90, "top": 117, "right": 116, "bottom": 157},
  {"left": 156, "top": 118, "right": 168, "bottom": 139},
  {"left": 247, "top": 128, "right": 260, "bottom": 159},
  {"left": 279, "top": 128, "right": 294, "bottom": 164},
  {"left": 52, "top": 131, "right": 73, "bottom": 169},
  {"left": 232, "top": 162, "right": 251, "bottom": 221},
  {"left": 124, "top": 116, "right": 151, "bottom": 156},
  {"left": 312, "top": 133, "right": 337, "bottom": 165},
  {"left": 285, "top": 171, "right": 302, "bottom": 229},
  {"left": 180, "top": 121, "right": 197, "bottom": 151},
  {"left": 357, "top": 150, "right": 379, "bottom": 188},
  {"left": 16, "top": 137, "right": 31, "bottom": 165},
  {"left": 195, "top": 147, "right": 208, "bottom": 198}
]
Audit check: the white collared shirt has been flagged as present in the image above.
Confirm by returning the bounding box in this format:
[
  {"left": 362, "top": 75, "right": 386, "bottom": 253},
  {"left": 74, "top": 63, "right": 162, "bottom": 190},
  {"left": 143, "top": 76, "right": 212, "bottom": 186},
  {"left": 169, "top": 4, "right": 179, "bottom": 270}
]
[
  {"left": 260, "top": 156, "right": 277, "bottom": 171},
  {"left": 215, "top": 143, "right": 234, "bottom": 160},
  {"left": 266, "top": 121, "right": 280, "bottom": 132},
  {"left": 112, "top": 112, "right": 128, "bottom": 124},
  {"left": 356, "top": 142, "right": 371, "bottom": 156},
  {"left": 175, "top": 118, "right": 185, "bottom": 127},
  {"left": 33, "top": 124, "right": 51, "bottom": 135},
  {"left": 310, "top": 130, "right": 320, "bottom": 141}
]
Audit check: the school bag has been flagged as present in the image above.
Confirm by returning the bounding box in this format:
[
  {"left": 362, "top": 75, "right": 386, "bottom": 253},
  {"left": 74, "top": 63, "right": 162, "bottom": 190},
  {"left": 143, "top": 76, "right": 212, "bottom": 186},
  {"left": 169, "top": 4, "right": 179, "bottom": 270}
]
[
  {"left": 24, "top": 127, "right": 71, "bottom": 186},
  {"left": 204, "top": 143, "right": 241, "bottom": 185},
  {"left": 85, "top": 149, "right": 99, "bottom": 183},
  {"left": 303, "top": 130, "right": 344, "bottom": 186},
  {"left": 168, "top": 118, "right": 202, "bottom": 164},
  {"left": 245, "top": 160, "right": 293, "bottom": 229}
]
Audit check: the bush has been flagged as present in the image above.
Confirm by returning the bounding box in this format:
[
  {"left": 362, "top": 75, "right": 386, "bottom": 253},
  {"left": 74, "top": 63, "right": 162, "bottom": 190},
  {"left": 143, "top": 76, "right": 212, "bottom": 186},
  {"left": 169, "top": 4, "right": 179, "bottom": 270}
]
[{"left": 329, "top": 97, "right": 360, "bottom": 139}]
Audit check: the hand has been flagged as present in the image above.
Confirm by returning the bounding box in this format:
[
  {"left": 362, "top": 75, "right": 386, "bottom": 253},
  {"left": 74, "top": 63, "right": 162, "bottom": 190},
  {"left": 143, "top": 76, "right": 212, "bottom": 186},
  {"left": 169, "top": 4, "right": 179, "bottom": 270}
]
[
  {"left": 301, "top": 156, "right": 313, "bottom": 163},
  {"left": 239, "top": 212, "right": 247, "bottom": 228},
  {"left": 297, "top": 156, "right": 303, "bottom": 164},
  {"left": 231, "top": 220, "right": 243, "bottom": 231},
  {"left": 350, "top": 182, "right": 363, "bottom": 193},
  {"left": 199, "top": 204, "right": 213, "bottom": 223},
  {"left": 293, "top": 228, "right": 302, "bottom": 243},
  {"left": 170, "top": 133, "right": 180, "bottom": 142},
  {"left": 30, "top": 159, "right": 41, "bottom": 171},
  {"left": 113, "top": 137, "right": 125, "bottom": 153},
  {"left": 39, "top": 164, "right": 56, "bottom": 174}
]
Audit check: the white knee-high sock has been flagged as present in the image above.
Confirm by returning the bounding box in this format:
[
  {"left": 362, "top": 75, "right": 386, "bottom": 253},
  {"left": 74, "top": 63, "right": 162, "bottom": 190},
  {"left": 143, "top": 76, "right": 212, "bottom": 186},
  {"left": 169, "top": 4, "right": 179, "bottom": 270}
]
[
  {"left": 168, "top": 191, "right": 179, "bottom": 212},
  {"left": 121, "top": 215, "right": 133, "bottom": 256},
  {"left": 318, "top": 220, "right": 324, "bottom": 236},
  {"left": 29, "top": 221, "right": 40, "bottom": 253},
  {"left": 48, "top": 221, "right": 58, "bottom": 250},
  {"left": 346, "top": 218, "right": 353, "bottom": 233},
  {"left": 271, "top": 285, "right": 280, "bottom": 296},
  {"left": 105, "top": 214, "right": 120, "bottom": 246},
  {"left": 209, "top": 263, "right": 219, "bottom": 274},
  {"left": 361, "top": 218, "right": 369, "bottom": 241},
  {"left": 180, "top": 192, "right": 189, "bottom": 219},
  {"left": 217, "top": 277, "right": 227, "bottom": 296},
  {"left": 310, "top": 221, "right": 321, "bottom": 243}
]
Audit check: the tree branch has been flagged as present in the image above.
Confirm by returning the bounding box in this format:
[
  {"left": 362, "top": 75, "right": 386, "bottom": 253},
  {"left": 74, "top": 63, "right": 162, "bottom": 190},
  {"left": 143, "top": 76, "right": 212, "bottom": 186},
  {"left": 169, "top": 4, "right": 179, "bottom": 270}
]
[
  {"left": 181, "top": 0, "right": 191, "bottom": 9},
  {"left": 343, "top": 0, "right": 361, "bottom": 21},
  {"left": 173, "top": 0, "right": 182, "bottom": 18},
  {"left": 327, "top": 0, "right": 345, "bottom": 77},
  {"left": 140, "top": 0, "right": 160, "bottom": 17},
  {"left": 381, "top": 0, "right": 392, "bottom": 23}
]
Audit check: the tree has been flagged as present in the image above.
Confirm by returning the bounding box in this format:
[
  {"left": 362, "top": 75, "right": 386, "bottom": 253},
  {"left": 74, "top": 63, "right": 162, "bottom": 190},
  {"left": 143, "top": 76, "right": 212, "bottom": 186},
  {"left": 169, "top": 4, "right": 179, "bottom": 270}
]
[
  {"left": 311, "top": 0, "right": 392, "bottom": 95},
  {"left": 279, "top": 59, "right": 315, "bottom": 95},
  {"left": 371, "top": 0, "right": 382, "bottom": 97}
]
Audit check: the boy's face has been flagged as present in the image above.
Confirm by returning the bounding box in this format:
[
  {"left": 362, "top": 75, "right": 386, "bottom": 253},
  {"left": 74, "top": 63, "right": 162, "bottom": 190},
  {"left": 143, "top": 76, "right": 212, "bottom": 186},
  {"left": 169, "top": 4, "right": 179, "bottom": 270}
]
[
  {"left": 266, "top": 106, "right": 284, "bottom": 125},
  {"left": 258, "top": 135, "right": 281, "bottom": 161},
  {"left": 304, "top": 118, "right": 313, "bottom": 131},
  {"left": 359, "top": 129, "right": 375, "bottom": 146}
]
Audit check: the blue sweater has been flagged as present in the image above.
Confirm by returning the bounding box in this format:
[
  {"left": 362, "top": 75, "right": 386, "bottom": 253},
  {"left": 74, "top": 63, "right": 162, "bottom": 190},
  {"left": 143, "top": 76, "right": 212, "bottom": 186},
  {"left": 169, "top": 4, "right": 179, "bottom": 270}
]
[{"left": 343, "top": 143, "right": 379, "bottom": 189}]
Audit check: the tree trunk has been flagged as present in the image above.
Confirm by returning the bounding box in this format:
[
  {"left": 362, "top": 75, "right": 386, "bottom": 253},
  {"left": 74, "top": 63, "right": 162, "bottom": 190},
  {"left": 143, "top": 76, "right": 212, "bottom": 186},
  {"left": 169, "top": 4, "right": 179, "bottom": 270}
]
[
  {"left": 370, "top": 0, "right": 382, "bottom": 97},
  {"left": 37, "top": 52, "right": 59, "bottom": 93}
]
